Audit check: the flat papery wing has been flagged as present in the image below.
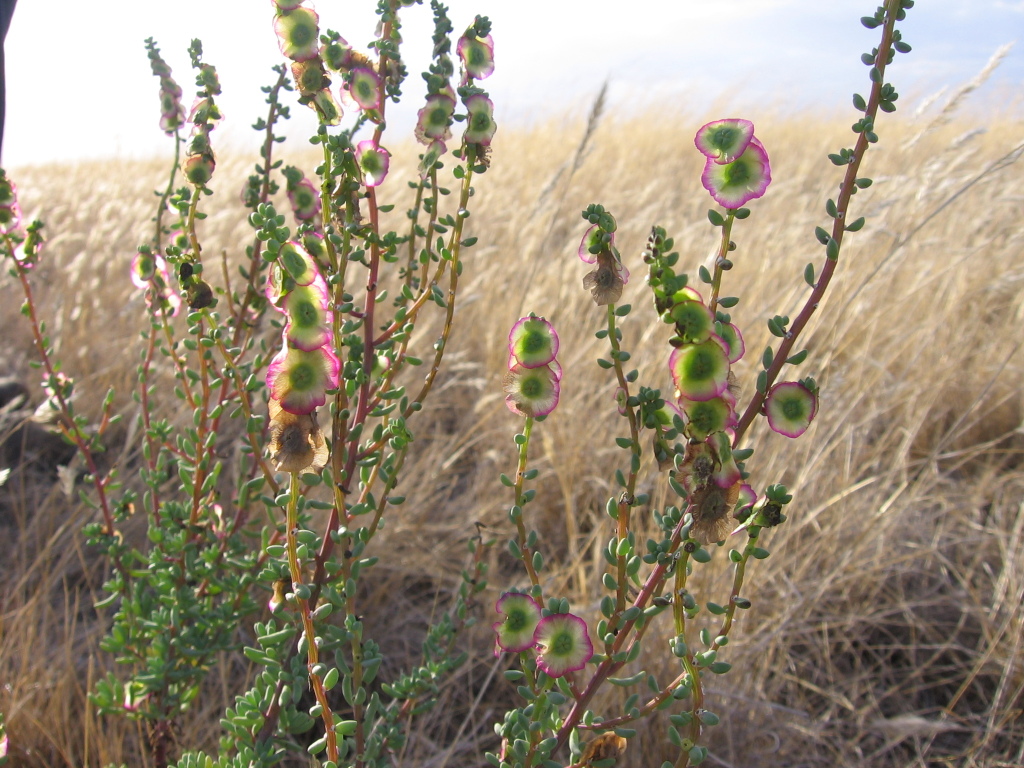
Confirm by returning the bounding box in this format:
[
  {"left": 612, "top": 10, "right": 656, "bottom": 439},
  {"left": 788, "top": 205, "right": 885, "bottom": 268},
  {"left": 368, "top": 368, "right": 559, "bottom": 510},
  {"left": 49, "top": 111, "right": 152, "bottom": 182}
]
[
  {"left": 508, "top": 315, "right": 558, "bottom": 368},
  {"left": 718, "top": 322, "right": 745, "bottom": 364},
  {"left": 765, "top": 380, "right": 818, "bottom": 438},
  {"left": 503, "top": 362, "right": 560, "bottom": 417},
  {"left": 694, "top": 118, "right": 755, "bottom": 164},
  {"left": 457, "top": 33, "right": 495, "bottom": 80},
  {"left": 274, "top": 8, "right": 320, "bottom": 62},
  {"left": 701, "top": 137, "right": 772, "bottom": 208},
  {"left": 463, "top": 94, "right": 497, "bottom": 146},
  {"left": 578, "top": 224, "right": 601, "bottom": 264},
  {"left": 266, "top": 344, "right": 340, "bottom": 415},
  {"left": 533, "top": 613, "right": 593, "bottom": 677},
  {"left": 492, "top": 591, "right": 542, "bottom": 654},
  {"left": 689, "top": 481, "right": 740, "bottom": 544},
  {"left": 268, "top": 400, "right": 329, "bottom": 474},
  {"left": 582, "top": 264, "right": 624, "bottom": 305},
  {"left": 670, "top": 340, "right": 731, "bottom": 402},
  {"left": 580, "top": 733, "right": 628, "bottom": 767}
]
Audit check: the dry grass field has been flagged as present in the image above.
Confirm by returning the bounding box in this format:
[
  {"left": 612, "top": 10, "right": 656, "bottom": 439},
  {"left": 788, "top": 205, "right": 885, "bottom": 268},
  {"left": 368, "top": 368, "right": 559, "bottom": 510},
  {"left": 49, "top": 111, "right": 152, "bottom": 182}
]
[{"left": 1, "top": 99, "right": 1023, "bottom": 767}]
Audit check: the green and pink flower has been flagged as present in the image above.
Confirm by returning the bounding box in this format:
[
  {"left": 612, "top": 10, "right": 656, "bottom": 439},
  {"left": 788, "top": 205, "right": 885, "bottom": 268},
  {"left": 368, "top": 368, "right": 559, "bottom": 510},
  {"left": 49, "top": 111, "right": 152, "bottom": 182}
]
[
  {"left": 196, "top": 63, "right": 222, "bottom": 97},
  {"left": 508, "top": 315, "right": 558, "bottom": 368},
  {"left": 534, "top": 613, "right": 593, "bottom": 678},
  {"left": 158, "top": 79, "right": 185, "bottom": 135},
  {"left": 735, "top": 484, "right": 757, "bottom": 516},
  {"left": 283, "top": 276, "right": 332, "bottom": 352},
  {"left": 716, "top": 322, "right": 745, "bottom": 363},
  {"left": 0, "top": 174, "right": 20, "bottom": 234},
  {"left": 183, "top": 153, "right": 215, "bottom": 187},
  {"left": 278, "top": 241, "right": 320, "bottom": 286},
  {"left": 311, "top": 88, "right": 342, "bottom": 126},
  {"left": 669, "top": 298, "right": 715, "bottom": 344},
  {"left": 131, "top": 250, "right": 181, "bottom": 316},
  {"left": 287, "top": 177, "right": 321, "bottom": 221},
  {"left": 0, "top": 173, "right": 17, "bottom": 209},
  {"left": 321, "top": 35, "right": 354, "bottom": 71},
  {"left": 415, "top": 92, "right": 456, "bottom": 145},
  {"left": 291, "top": 59, "right": 328, "bottom": 95},
  {"left": 670, "top": 339, "right": 730, "bottom": 402},
  {"left": 578, "top": 223, "right": 612, "bottom": 264},
  {"left": 267, "top": 342, "right": 340, "bottom": 415},
  {"left": 504, "top": 362, "right": 560, "bottom": 418},
  {"left": 274, "top": 7, "right": 320, "bottom": 62},
  {"left": 356, "top": 141, "right": 390, "bottom": 187},
  {"left": 670, "top": 285, "right": 703, "bottom": 304},
  {"left": 189, "top": 97, "right": 223, "bottom": 128},
  {"left": 457, "top": 31, "right": 494, "bottom": 81},
  {"left": 694, "top": 118, "right": 754, "bottom": 165},
  {"left": 701, "top": 136, "right": 772, "bottom": 209},
  {"left": 0, "top": 200, "right": 21, "bottom": 233},
  {"left": 347, "top": 67, "right": 381, "bottom": 111},
  {"left": 168, "top": 228, "right": 191, "bottom": 254},
  {"left": 418, "top": 140, "right": 447, "bottom": 180},
  {"left": 130, "top": 250, "right": 159, "bottom": 289},
  {"left": 679, "top": 396, "right": 735, "bottom": 442},
  {"left": 492, "top": 592, "right": 542, "bottom": 655},
  {"left": 707, "top": 430, "right": 741, "bottom": 489},
  {"left": 463, "top": 94, "right": 496, "bottom": 146},
  {"left": 147, "top": 41, "right": 184, "bottom": 135},
  {"left": 764, "top": 380, "right": 818, "bottom": 438}
]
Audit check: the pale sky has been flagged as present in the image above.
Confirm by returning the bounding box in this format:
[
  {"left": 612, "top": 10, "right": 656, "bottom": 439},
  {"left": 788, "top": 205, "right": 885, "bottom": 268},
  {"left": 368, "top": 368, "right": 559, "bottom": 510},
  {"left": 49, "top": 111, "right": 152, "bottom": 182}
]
[{"left": 4, "top": 0, "right": 1022, "bottom": 168}]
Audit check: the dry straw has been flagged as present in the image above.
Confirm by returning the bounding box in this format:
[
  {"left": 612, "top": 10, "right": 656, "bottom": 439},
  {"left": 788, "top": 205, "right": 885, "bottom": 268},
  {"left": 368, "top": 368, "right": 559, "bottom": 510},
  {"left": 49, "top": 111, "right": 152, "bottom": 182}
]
[{"left": 1, "top": 69, "right": 1023, "bottom": 768}]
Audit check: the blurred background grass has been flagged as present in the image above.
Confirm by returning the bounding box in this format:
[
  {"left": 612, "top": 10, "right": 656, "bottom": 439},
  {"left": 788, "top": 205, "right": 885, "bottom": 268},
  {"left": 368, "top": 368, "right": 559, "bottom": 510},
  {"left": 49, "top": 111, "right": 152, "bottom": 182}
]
[{"left": 1, "top": 96, "right": 1022, "bottom": 768}]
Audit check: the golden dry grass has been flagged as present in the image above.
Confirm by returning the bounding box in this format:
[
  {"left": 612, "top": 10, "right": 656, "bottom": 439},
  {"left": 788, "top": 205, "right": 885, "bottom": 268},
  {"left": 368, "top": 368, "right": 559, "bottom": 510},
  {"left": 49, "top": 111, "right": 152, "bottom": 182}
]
[{"left": 1, "top": 104, "right": 1023, "bottom": 768}]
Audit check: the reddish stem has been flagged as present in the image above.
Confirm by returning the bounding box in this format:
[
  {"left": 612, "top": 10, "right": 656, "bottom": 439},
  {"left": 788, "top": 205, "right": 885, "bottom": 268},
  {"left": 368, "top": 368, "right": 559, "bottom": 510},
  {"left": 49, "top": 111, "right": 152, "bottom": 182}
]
[{"left": 733, "top": 3, "right": 901, "bottom": 445}]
